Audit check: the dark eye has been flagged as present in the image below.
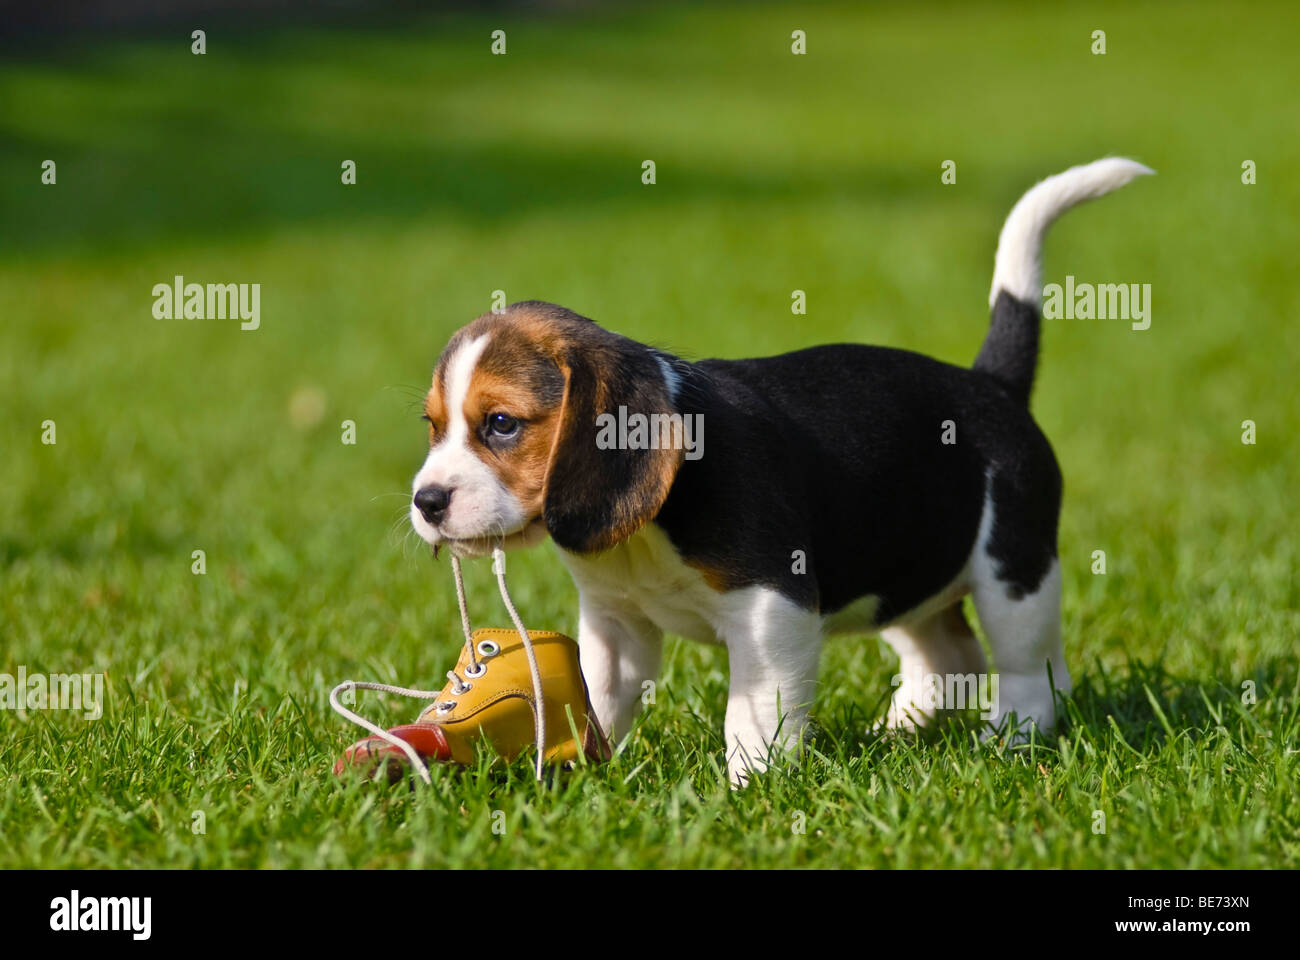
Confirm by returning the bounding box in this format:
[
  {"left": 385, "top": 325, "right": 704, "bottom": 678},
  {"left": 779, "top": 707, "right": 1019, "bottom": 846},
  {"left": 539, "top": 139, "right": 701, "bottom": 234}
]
[{"left": 486, "top": 412, "right": 520, "bottom": 438}]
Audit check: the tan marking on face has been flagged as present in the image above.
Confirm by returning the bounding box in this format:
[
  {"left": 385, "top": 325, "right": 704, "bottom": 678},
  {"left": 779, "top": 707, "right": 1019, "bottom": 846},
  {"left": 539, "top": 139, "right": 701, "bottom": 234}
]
[
  {"left": 461, "top": 369, "right": 564, "bottom": 517},
  {"left": 423, "top": 377, "right": 447, "bottom": 445}
]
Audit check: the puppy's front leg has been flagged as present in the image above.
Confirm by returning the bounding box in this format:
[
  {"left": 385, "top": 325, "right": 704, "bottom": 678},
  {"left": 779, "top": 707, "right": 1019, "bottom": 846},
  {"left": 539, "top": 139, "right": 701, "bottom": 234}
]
[
  {"left": 720, "top": 588, "right": 823, "bottom": 787},
  {"left": 576, "top": 595, "right": 663, "bottom": 741}
]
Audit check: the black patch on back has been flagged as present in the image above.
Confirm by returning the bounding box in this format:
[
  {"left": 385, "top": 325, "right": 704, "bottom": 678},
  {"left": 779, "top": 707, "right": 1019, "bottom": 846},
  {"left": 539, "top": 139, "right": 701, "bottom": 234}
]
[{"left": 652, "top": 343, "right": 1062, "bottom": 623}]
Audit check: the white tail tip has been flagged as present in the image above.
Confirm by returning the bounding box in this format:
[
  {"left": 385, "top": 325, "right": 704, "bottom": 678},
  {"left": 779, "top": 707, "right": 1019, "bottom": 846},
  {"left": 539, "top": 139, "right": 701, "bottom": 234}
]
[{"left": 989, "top": 157, "right": 1154, "bottom": 307}]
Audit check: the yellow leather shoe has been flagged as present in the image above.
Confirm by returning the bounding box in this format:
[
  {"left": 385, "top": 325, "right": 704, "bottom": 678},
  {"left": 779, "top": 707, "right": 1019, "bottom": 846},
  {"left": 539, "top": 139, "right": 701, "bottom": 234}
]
[{"left": 334, "top": 627, "right": 610, "bottom": 783}]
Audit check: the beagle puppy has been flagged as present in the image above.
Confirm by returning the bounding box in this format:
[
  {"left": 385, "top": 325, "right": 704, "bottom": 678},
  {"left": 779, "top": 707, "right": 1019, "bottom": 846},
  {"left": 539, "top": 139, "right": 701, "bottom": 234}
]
[{"left": 408, "top": 158, "right": 1152, "bottom": 784}]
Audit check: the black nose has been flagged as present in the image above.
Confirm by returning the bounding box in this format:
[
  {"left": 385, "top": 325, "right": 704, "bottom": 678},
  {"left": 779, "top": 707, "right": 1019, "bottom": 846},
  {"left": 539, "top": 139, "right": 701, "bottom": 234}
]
[{"left": 414, "top": 485, "right": 452, "bottom": 525}]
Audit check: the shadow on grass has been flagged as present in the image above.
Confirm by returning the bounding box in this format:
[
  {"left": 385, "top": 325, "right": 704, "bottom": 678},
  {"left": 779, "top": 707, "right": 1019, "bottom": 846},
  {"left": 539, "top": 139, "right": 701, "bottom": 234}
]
[{"left": 809, "top": 655, "right": 1294, "bottom": 761}]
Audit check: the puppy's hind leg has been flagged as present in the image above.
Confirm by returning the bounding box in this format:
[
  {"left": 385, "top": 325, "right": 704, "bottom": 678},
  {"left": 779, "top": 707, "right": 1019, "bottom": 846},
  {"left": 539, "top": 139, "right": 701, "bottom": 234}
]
[
  {"left": 966, "top": 448, "right": 1070, "bottom": 740},
  {"left": 878, "top": 603, "right": 989, "bottom": 732},
  {"left": 971, "top": 558, "right": 1069, "bottom": 738}
]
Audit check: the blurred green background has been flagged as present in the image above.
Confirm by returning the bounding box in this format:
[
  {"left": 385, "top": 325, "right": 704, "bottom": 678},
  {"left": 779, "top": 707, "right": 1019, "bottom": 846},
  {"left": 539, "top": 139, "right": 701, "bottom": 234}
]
[{"left": 0, "top": 1, "right": 1296, "bottom": 868}]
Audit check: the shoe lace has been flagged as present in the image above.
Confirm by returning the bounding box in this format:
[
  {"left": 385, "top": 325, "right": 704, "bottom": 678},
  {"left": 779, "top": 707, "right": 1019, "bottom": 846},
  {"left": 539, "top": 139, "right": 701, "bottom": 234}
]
[{"left": 329, "top": 545, "right": 547, "bottom": 784}]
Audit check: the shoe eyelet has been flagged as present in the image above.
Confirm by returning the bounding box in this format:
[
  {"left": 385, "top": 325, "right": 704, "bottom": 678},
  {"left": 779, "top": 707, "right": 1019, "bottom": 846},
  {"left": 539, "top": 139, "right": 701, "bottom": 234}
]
[
  {"left": 435, "top": 701, "right": 456, "bottom": 713},
  {"left": 464, "top": 661, "right": 487, "bottom": 679},
  {"left": 476, "top": 639, "right": 501, "bottom": 658}
]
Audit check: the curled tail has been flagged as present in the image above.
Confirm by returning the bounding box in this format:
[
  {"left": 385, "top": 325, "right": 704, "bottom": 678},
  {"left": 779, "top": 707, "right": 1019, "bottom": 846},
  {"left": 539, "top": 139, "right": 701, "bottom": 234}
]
[{"left": 974, "top": 157, "right": 1154, "bottom": 404}]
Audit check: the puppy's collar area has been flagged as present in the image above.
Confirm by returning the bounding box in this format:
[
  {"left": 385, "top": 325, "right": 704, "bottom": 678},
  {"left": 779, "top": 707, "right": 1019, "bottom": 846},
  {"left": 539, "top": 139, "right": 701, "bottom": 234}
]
[
  {"left": 651, "top": 348, "right": 709, "bottom": 409},
  {"left": 655, "top": 354, "right": 681, "bottom": 402},
  {"left": 329, "top": 546, "right": 548, "bottom": 783}
]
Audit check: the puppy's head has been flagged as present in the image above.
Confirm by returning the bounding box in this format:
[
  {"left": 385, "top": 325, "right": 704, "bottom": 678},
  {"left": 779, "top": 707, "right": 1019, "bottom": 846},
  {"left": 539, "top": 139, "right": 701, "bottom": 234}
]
[{"left": 409, "top": 301, "right": 682, "bottom": 556}]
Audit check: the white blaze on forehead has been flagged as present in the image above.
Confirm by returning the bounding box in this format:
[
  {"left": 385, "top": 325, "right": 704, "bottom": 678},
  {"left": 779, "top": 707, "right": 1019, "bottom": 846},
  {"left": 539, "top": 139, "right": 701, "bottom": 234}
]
[
  {"left": 410, "top": 329, "right": 528, "bottom": 547},
  {"left": 441, "top": 332, "right": 492, "bottom": 448}
]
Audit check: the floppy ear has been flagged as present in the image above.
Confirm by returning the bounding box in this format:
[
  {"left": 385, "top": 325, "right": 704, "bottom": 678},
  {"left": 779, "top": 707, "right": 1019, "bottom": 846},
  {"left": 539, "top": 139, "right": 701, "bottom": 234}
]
[{"left": 543, "top": 335, "right": 682, "bottom": 554}]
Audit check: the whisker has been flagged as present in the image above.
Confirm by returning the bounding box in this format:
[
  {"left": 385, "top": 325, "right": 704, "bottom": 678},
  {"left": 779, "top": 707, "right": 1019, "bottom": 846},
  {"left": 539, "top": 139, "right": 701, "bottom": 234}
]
[{"left": 383, "top": 383, "right": 434, "bottom": 417}]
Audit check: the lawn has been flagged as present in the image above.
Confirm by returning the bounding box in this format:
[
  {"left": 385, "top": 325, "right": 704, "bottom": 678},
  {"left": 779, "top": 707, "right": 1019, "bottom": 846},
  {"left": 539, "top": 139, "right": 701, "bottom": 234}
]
[{"left": 0, "top": 0, "right": 1296, "bottom": 868}]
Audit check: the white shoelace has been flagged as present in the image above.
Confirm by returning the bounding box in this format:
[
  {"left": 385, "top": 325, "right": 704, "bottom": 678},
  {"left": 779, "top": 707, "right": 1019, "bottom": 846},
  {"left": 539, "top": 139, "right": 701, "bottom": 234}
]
[{"left": 330, "top": 546, "right": 547, "bottom": 783}]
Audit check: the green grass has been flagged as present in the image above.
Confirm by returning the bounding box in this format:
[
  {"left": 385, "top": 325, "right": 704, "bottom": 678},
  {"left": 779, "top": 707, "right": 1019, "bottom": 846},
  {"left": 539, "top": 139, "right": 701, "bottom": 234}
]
[{"left": 1, "top": 0, "right": 1297, "bottom": 868}]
